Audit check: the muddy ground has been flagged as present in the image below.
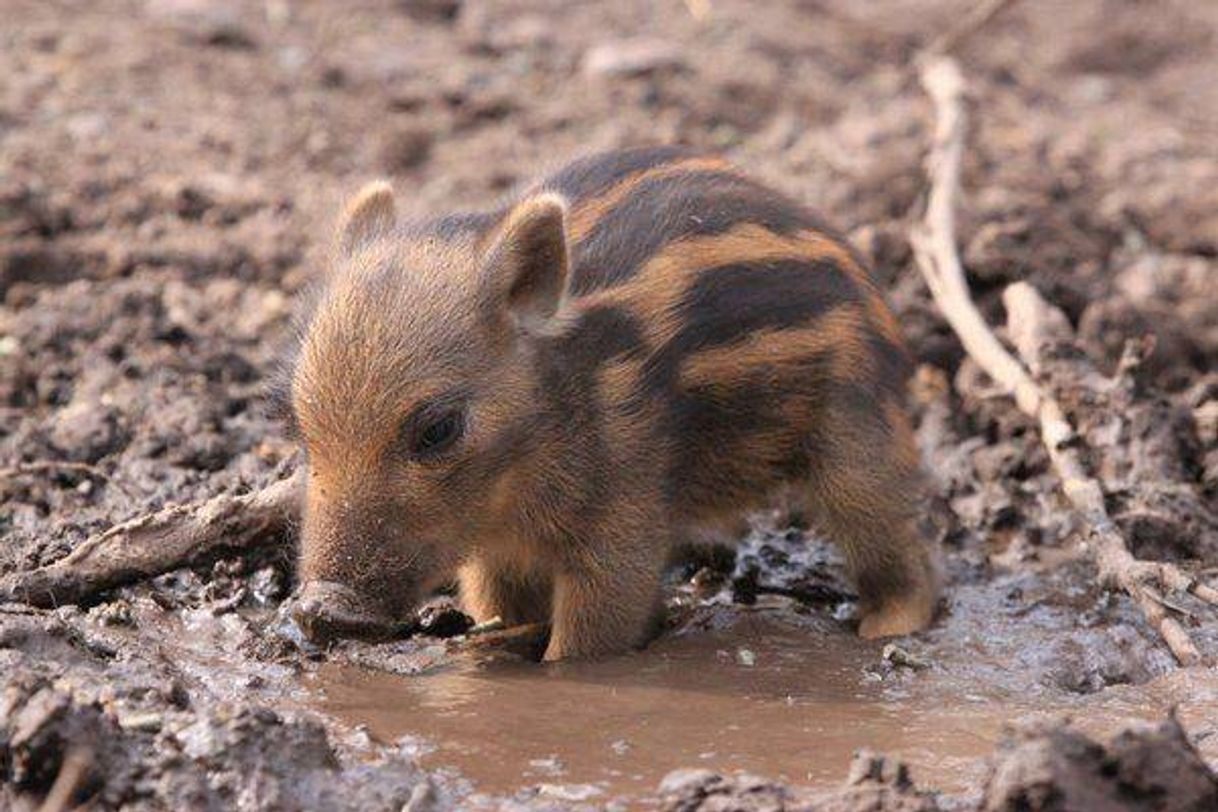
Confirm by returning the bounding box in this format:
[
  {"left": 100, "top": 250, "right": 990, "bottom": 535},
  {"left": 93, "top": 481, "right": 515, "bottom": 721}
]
[{"left": 3, "top": 0, "right": 1218, "bottom": 809}]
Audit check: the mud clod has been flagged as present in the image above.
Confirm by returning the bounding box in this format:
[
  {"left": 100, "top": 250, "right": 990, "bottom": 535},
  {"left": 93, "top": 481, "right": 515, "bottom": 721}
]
[
  {"left": 981, "top": 716, "right": 1218, "bottom": 812},
  {"left": 659, "top": 769, "right": 790, "bottom": 812}
]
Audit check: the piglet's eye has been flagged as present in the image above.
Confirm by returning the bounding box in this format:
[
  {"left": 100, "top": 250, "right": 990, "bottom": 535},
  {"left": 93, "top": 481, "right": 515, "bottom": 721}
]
[{"left": 411, "top": 410, "right": 464, "bottom": 458}]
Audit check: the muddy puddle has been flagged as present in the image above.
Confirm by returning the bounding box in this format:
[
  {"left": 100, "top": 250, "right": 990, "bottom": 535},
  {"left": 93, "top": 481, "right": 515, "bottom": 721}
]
[{"left": 305, "top": 607, "right": 1218, "bottom": 804}]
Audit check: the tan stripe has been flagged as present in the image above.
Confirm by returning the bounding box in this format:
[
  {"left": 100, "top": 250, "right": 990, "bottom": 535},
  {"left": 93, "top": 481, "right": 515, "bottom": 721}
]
[
  {"left": 796, "top": 231, "right": 905, "bottom": 349},
  {"left": 566, "top": 156, "right": 735, "bottom": 243},
  {"left": 677, "top": 305, "right": 874, "bottom": 390},
  {"left": 595, "top": 355, "right": 655, "bottom": 458},
  {"left": 884, "top": 400, "right": 921, "bottom": 471}
]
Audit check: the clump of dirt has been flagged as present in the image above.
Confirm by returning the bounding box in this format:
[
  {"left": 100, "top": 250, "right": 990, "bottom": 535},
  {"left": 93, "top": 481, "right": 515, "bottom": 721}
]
[
  {"left": 657, "top": 751, "right": 942, "bottom": 812},
  {"left": 0, "top": 606, "right": 440, "bottom": 811},
  {"left": 654, "top": 717, "right": 1218, "bottom": 812},
  {"left": 3, "top": 0, "right": 1218, "bottom": 808},
  {"left": 981, "top": 715, "right": 1218, "bottom": 812}
]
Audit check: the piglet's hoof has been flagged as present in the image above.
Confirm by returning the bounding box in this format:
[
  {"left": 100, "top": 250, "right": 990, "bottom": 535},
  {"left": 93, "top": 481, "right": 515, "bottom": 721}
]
[{"left": 857, "top": 594, "right": 935, "bottom": 640}]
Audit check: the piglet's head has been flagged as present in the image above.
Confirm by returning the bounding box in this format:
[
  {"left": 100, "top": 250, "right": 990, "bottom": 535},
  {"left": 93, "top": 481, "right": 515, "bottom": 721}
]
[{"left": 282, "top": 181, "right": 570, "bottom": 642}]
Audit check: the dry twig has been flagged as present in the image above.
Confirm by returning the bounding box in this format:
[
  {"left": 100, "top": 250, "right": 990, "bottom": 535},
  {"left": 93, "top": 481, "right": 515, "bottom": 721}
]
[
  {"left": 0, "top": 460, "right": 107, "bottom": 480},
  {"left": 681, "top": 0, "right": 711, "bottom": 22},
  {"left": 467, "top": 621, "right": 549, "bottom": 648},
  {"left": 924, "top": 0, "right": 1018, "bottom": 56},
  {"left": 37, "top": 746, "right": 94, "bottom": 812},
  {"left": 909, "top": 55, "right": 1216, "bottom": 666},
  {"left": 465, "top": 621, "right": 550, "bottom": 662},
  {"left": 0, "top": 470, "right": 300, "bottom": 608},
  {"left": 0, "top": 459, "right": 142, "bottom": 498}
]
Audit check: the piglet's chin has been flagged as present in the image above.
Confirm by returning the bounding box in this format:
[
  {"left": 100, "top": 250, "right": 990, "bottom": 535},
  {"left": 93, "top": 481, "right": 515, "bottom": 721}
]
[{"left": 291, "top": 579, "right": 406, "bottom": 644}]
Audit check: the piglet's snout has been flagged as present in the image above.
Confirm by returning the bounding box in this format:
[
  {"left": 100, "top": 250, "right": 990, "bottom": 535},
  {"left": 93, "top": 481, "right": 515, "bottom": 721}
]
[{"left": 292, "top": 580, "right": 396, "bottom": 644}]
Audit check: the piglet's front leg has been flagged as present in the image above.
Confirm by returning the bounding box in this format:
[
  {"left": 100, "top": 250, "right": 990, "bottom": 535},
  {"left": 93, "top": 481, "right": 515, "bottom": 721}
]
[{"left": 543, "top": 551, "right": 665, "bottom": 661}]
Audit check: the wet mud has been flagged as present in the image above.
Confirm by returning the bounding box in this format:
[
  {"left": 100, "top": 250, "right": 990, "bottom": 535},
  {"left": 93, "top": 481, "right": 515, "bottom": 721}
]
[
  {"left": 4, "top": 0, "right": 1218, "bottom": 809},
  {"left": 311, "top": 611, "right": 1218, "bottom": 803},
  {"left": 306, "top": 534, "right": 1218, "bottom": 806}
]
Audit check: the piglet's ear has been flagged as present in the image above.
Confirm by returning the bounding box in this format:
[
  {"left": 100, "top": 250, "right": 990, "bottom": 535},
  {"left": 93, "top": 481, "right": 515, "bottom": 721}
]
[
  {"left": 481, "top": 193, "right": 570, "bottom": 331},
  {"left": 336, "top": 181, "right": 396, "bottom": 256}
]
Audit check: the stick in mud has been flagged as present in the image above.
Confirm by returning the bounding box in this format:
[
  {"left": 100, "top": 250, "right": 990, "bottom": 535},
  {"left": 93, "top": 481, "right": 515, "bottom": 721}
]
[
  {"left": 0, "top": 460, "right": 108, "bottom": 480},
  {"left": 1, "top": 459, "right": 140, "bottom": 498},
  {"left": 909, "top": 55, "right": 1218, "bottom": 666},
  {"left": 466, "top": 621, "right": 549, "bottom": 647},
  {"left": 36, "top": 746, "right": 94, "bottom": 812},
  {"left": 0, "top": 470, "right": 301, "bottom": 609},
  {"left": 923, "top": 0, "right": 1019, "bottom": 57}
]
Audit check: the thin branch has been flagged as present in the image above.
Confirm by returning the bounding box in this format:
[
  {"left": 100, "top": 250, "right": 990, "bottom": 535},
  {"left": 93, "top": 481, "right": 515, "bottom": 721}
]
[
  {"left": 37, "top": 746, "right": 93, "bottom": 812},
  {"left": 464, "top": 621, "right": 550, "bottom": 662},
  {"left": 0, "top": 459, "right": 141, "bottom": 498},
  {"left": 909, "top": 55, "right": 1215, "bottom": 666},
  {"left": 467, "top": 621, "right": 549, "bottom": 648},
  {"left": 0, "top": 460, "right": 109, "bottom": 482},
  {"left": 924, "top": 0, "right": 1019, "bottom": 57},
  {"left": 0, "top": 470, "right": 301, "bottom": 608},
  {"left": 1003, "top": 283, "right": 1216, "bottom": 665},
  {"left": 681, "top": 0, "right": 711, "bottom": 22},
  {"left": 909, "top": 59, "right": 1043, "bottom": 418}
]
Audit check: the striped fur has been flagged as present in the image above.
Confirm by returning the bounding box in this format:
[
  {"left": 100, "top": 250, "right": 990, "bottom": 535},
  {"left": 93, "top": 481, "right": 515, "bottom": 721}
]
[{"left": 286, "top": 147, "right": 939, "bottom": 659}]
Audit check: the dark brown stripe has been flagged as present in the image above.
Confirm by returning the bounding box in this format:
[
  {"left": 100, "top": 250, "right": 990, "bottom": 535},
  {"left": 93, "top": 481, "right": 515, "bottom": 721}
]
[
  {"left": 664, "top": 351, "right": 834, "bottom": 509},
  {"left": 569, "top": 172, "right": 834, "bottom": 295},
  {"left": 542, "top": 145, "right": 706, "bottom": 202},
  {"left": 636, "top": 259, "right": 869, "bottom": 508},
  {"left": 531, "top": 306, "right": 649, "bottom": 525},
  {"left": 643, "top": 258, "right": 862, "bottom": 393},
  {"left": 565, "top": 156, "right": 736, "bottom": 246},
  {"left": 868, "top": 332, "right": 914, "bottom": 399}
]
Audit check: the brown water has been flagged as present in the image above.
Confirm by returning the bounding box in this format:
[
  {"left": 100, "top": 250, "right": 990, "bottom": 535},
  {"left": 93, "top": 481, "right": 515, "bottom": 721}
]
[{"left": 307, "top": 607, "right": 1218, "bottom": 803}]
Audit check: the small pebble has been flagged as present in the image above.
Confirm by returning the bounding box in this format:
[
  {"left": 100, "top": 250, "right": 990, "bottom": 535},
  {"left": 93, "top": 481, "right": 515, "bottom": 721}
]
[
  {"left": 118, "top": 711, "right": 163, "bottom": 732},
  {"left": 401, "top": 779, "right": 437, "bottom": 812},
  {"left": 658, "top": 768, "right": 719, "bottom": 796},
  {"left": 881, "top": 643, "right": 931, "bottom": 671},
  {"left": 582, "top": 38, "right": 684, "bottom": 77},
  {"left": 536, "top": 783, "right": 602, "bottom": 801}
]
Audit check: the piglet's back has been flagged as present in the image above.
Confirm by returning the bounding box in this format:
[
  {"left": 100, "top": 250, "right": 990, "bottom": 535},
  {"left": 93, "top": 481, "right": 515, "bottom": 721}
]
[{"left": 512, "top": 147, "right": 913, "bottom": 520}]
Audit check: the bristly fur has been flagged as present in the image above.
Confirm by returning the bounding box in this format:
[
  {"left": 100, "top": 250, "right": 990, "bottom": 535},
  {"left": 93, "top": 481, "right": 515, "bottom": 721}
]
[
  {"left": 263, "top": 278, "right": 328, "bottom": 439},
  {"left": 285, "top": 146, "right": 939, "bottom": 660}
]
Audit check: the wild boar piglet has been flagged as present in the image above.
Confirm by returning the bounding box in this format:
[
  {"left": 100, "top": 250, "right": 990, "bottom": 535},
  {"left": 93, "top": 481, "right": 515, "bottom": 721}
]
[{"left": 279, "top": 146, "right": 939, "bottom": 660}]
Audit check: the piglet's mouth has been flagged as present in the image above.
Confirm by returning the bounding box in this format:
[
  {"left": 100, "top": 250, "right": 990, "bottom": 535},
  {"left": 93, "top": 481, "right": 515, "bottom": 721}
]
[{"left": 291, "top": 580, "right": 407, "bottom": 645}]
